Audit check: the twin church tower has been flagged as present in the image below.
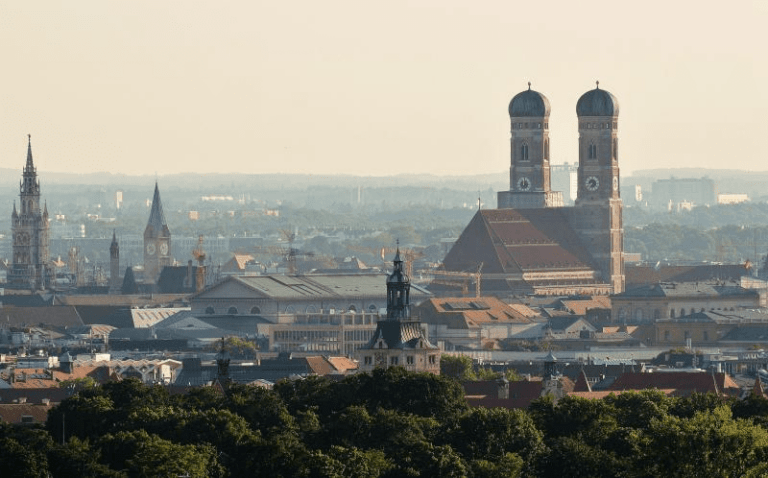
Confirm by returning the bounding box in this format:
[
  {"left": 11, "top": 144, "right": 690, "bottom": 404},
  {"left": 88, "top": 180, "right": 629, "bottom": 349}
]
[{"left": 445, "top": 83, "right": 624, "bottom": 295}]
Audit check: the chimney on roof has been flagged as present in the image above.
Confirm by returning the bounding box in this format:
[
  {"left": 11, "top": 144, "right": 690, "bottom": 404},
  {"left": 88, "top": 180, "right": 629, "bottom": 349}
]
[{"left": 497, "top": 377, "right": 509, "bottom": 399}]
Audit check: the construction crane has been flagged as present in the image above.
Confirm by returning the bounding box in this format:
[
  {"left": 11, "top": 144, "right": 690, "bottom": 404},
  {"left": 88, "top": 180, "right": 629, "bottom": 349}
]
[
  {"left": 346, "top": 244, "right": 424, "bottom": 277},
  {"left": 254, "top": 230, "right": 315, "bottom": 275}
]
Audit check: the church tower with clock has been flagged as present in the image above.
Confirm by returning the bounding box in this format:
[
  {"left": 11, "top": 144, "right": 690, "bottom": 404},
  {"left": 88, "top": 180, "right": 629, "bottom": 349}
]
[
  {"left": 143, "top": 183, "right": 172, "bottom": 284},
  {"left": 444, "top": 82, "right": 625, "bottom": 296},
  {"left": 497, "top": 83, "right": 563, "bottom": 209},
  {"left": 9, "top": 136, "right": 50, "bottom": 291},
  {"left": 570, "top": 82, "right": 624, "bottom": 293}
]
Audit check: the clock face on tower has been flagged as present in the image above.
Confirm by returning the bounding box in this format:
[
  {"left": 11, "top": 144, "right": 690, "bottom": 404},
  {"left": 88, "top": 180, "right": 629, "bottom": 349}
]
[
  {"left": 160, "top": 243, "right": 169, "bottom": 256},
  {"left": 585, "top": 176, "right": 600, "bottom": 191},
  {"left": 146, "top": 243, "right": 156, "bottom": 256},
  {"left": 517, "top": 177, "right": 532, "bottom": 191}
]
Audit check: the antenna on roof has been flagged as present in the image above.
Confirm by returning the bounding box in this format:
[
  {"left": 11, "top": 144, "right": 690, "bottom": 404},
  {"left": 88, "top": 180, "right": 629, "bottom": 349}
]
[{"left": 477, "top": 192, "right": 481, "bottom": 211}]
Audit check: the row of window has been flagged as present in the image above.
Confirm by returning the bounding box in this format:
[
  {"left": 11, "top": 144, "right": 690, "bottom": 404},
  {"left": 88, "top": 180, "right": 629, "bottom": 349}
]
[
  {"left": 618, "top": 306, "right": 738, "bottom": 321},
  {"left": 513, "top": 122, "right": 548, "bottom": 129},
  {"left": 362, "top": 355, "right": 437, "bottom": 366},
  {"left": 581, "top": 122, "right": 617, "bottom": 130},
  {"left": 663, "top": 330, "right": 710, "bottom": 341},
  {"left": 204, "top": 304, "right": 379, "bottom": 315}
]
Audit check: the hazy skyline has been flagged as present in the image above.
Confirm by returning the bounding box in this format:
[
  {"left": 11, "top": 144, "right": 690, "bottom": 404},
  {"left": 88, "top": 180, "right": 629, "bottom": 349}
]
[{"left": 1, "top": 1, "right": 766, "bottom": 178}]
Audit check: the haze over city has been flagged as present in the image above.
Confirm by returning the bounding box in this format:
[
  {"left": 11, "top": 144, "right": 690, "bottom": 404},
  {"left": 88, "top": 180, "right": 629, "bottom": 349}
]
[{"left": 2, "top": 0, "right": 766, "bottom": 178}]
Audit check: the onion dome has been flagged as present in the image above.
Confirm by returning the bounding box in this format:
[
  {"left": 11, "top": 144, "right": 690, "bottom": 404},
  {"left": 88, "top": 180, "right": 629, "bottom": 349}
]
[
  {"left": 508, "top": 82, "right": 551, "bottom": 117},
  {"left": 577, "top": 81, "right": 619, "bottom": 117}
]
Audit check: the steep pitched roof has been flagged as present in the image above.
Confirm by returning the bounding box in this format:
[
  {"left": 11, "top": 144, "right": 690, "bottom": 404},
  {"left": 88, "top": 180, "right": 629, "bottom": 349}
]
[
  {"left": 573, "top": 369, "right": 592, "bottom": 392},
  {"left": 145, "top": 183, "right": 170, "bottom": 237},
  {"left": 443, "top": 209, "right": 597, "bottom": 275},
  {"left": 365, "top": 320, "right": 438, "bottom": 350}
]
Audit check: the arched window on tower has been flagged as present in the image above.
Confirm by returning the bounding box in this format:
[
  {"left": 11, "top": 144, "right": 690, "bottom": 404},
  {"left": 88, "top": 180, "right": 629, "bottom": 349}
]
[
  {"left": 521, "top": 143, "right": 529, "bottom": 161},
  {"left": 613, "top": 139, "right": 618, "bottom": 160},
  {"left": 588, "top": 143, "right": 597, "bottom": 159},
  {"left": 544, "top": 139, "right": 549, "bottom": 160}
]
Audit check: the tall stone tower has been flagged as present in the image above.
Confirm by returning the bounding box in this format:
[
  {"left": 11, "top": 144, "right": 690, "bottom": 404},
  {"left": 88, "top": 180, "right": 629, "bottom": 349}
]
[
  {"left": 498, "top": 83, "right": 563, "bottom": 209},
  {"left": 109, "top": 230, "right": 120, "bottom": 294},
  {"left": 570, "top": 82, "right": 624, "bottom": 293},
  {"left": 143, "top": 183, "right": 172, "bottom": 284},
  {"left": 10, "top": 136, "right": 50, "bottom": 291}
]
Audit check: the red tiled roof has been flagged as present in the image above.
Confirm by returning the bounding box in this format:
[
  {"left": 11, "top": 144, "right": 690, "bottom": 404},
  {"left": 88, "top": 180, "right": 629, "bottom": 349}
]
[
  {"left": 568, "top": 389, "right": 677, "bottom": 400},
  {"left": 304, "top": 356, "right": 358, "bottom": 376},
  {"left": 444, "top": 209, "right": 596, "bottom": 275},
  {"left": 463, "top": 380, "right": 544, "bottom": 409},
  {"left": 305, "top": 356, "right": 334, "bottom": 376},
  {"left": 326, "top": 357, "right": 357, "bottom": 373},
  {"left": 608, "top": 372, "right": 740, "bottom": 396},
  {"left": 560, "top": 296, "right": 612, "bottom": 315},
  {"left": 414, "top": 297, "right": 537, "bottom": 329},
  {"left": 0, "top": 404, "right": 52, "bottom": 424},
  {"left": 573, "top": 370, "right": 592, "bottom": 392}
]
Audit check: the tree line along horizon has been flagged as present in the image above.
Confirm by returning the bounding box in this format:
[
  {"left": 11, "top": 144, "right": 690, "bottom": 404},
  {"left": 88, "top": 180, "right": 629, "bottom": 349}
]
[{"left": 4, "top": 365, "right": 768, "bottom": 477}]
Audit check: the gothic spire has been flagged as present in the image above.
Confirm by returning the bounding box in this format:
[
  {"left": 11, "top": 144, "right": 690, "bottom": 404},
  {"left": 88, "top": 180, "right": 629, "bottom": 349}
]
[
  {"left": 110, "top": 229, "right": 119, "bottom": 255},
  {"left": 25, "top": 134, "right": 34, "bottom": 172},
  {"left": 145, "top": 182, "right": 169, "bottom": 236}
]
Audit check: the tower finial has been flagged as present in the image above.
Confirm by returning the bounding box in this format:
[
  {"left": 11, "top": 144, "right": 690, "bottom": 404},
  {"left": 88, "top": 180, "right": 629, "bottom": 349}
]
[
  {"left": 596, "top": 80, "right": 600, "bottom": 89},
  {"left": 28, "top": 134, "right": 31, "bottom": 143},
  {"left": 528, "top": 81, "right": 531, "bottom": 90}
]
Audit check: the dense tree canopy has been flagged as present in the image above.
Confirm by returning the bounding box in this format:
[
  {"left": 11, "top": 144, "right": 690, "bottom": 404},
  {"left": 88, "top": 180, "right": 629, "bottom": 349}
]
[{"left": 5, "top": 374, "right": 768, "bottom": 476}]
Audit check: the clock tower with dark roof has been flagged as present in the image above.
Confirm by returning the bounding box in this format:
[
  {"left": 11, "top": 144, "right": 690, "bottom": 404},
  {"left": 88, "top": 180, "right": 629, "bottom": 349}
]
[{"left": 143, "top": 183, "right": 172, "bottom": 284}]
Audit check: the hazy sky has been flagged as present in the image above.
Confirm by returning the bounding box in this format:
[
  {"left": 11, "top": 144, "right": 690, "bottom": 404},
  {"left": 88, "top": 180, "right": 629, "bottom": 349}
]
[{"left": 1, "top": 1, "right": 766, "bottom": 178}]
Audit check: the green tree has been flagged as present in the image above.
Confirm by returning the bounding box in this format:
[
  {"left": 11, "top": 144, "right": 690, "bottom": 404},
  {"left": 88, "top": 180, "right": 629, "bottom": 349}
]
[
  {"left": 97, "top": 429, "right": 225, "bottom": 478},
  {"left": 446, "top": 407, "right": 544, "bottom": 466},
  {"left": 644, "top": 405, "right": 768, "bottom": 477},
  {"left": 440, "top": 355, "right": 476, "bottom": 380},
  {"left": 304, "top": 445, "right": 393, "bottom": 478}
]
